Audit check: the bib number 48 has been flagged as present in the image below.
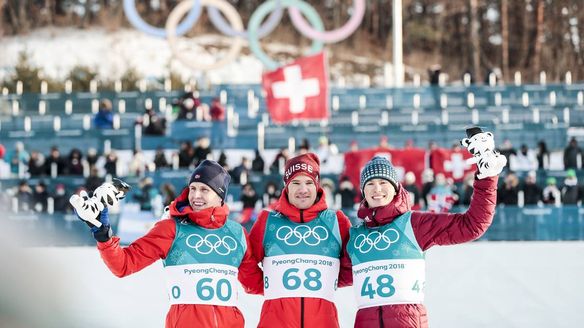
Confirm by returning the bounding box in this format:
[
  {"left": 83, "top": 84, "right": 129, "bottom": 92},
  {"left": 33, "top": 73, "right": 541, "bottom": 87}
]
[{"left": 361, "top": 274, "right": 396, "bottom": 299}]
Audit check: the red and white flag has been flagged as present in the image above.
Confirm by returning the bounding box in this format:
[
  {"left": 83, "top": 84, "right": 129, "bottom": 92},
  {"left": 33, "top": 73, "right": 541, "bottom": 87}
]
[
  {"left": 262, "top": 52, "right": 329, "bottom": 124},
  {"left": 430, "top": 148, "right": 474, "bottom": 182}
]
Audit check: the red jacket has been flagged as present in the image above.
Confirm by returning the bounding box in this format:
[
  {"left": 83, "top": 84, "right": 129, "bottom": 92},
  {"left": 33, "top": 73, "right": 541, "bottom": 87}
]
[
  {"left": 346, "top": 176, "right": 498, "bottom": 328},
  {"left": 97, "top": 188, "right": 263, "bottom": 328},
  {"left": 245, "top": 187, "right": 353, "bottom": 328}
]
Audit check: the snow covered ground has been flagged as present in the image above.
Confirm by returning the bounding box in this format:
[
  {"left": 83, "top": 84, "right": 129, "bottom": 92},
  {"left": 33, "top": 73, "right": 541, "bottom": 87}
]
[
  {"left": 0, "top": 27, "right": 377, "bottom": 87},
  {"left": 2, "top": 240, "right": 583, "bottom": 328}
]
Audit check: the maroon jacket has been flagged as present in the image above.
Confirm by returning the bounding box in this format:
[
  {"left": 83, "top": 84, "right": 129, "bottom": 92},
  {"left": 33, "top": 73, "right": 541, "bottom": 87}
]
[{"left": 343, "top": 176, "right": 498, "bottom": 328}]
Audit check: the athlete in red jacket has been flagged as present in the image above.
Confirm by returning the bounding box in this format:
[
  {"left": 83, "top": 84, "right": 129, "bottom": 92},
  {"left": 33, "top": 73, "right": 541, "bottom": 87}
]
[
  {"left": 344, "top": 128, "right": 505, "bottom": 327},
  {"left": 71, "top": 160, "right": 263, "bottom": 328},
  {"left": 245, "top": 153, "right": 353, "bottom": 328}
]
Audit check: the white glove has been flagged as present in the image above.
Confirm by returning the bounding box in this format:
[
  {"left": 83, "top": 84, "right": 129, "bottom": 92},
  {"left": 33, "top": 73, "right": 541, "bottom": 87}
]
[{"left": 69, "top": 190, "right": 104, "bottom": 228}]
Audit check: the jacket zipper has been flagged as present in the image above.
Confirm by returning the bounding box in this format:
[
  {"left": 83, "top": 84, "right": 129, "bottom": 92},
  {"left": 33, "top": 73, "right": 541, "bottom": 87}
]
[
  {"left": 379, "top": 306, "right": 384, "bottom": 328},
  {"left": 213, "top": 306, "right": 218, "bottom": 327},
  {"left": 300, "top": 210, "right": 304, "bottom": 328}
]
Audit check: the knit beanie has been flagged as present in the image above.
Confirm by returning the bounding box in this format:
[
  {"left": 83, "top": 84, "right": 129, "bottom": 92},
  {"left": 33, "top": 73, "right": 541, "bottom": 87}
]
[
  {"left": 360, "top": 156, "right": 399, "bottom": 195},
  {"left": 189, "top": 160, "right": 231, "bottom": 201},
  {"left": 283, "top": 153, "right": 320, "bottom": 187}
]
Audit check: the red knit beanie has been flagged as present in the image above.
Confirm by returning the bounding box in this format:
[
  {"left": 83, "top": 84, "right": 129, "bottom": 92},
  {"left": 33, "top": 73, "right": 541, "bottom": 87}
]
[{"left": 283, "top": 153, "right": 320, "bottom": 187}]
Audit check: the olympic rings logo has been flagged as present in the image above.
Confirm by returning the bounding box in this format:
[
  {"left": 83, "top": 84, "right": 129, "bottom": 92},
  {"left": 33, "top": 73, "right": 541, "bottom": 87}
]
[
  {"left": 276, "top": 225, "right": 329, "bottom": 246},
  {"left": 353, "top": 229, "right": 400, "bottom": 254},
  {"left": 124, "top": 0, "right": 366, "bottom": 70},
  {"left": 185, "top": 233, "right": 238, "bottom": 255}
]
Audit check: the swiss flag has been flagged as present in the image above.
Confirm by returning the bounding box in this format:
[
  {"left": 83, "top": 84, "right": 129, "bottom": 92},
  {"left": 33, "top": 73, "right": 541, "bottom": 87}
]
[
  {"left": 430, "top": 148, "right": 474, "bottom": 182},
  {"left": 262, "top": 52, "right": 329, "bottom": 124}
]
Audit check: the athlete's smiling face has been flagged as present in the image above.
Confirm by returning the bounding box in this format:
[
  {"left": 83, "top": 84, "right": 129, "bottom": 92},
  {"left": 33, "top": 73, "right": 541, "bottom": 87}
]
[
  {"left": 363, "top": 178, "right": 396, "bottom": 208},
  {"left": 287, "top": 174, "right": 317, "bottom": 210},
  {"left": 188, "top": 182, "right": 222, "bottom": 211}
]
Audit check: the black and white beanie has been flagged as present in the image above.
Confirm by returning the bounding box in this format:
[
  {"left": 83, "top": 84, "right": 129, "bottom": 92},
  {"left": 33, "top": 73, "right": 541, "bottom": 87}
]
[
  {"left": 189, "top": 160, "right": 231, "bottom": 201},
  {"left": 360, "top": 156, "right": 399, "bottom": 195}
]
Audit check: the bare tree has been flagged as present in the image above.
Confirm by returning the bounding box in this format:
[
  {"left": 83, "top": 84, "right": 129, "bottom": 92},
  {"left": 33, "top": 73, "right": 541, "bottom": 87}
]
[
  {"left": 500, "top": 0, "right": 509, "bottom": 81},
  {"left": 532, "top": 0, "right": 544, "bottom": 79},
  {"left": 469, "top": 0, "right": 481, "bottom": 83}
]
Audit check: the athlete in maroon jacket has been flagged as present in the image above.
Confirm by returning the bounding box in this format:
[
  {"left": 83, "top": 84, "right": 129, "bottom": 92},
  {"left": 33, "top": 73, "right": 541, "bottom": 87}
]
[{"left": 344, "top": 128, "right": 505, "bottom": 327}]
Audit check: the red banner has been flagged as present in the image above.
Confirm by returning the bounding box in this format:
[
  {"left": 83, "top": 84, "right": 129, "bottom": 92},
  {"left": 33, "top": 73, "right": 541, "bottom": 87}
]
[
  {"left": 262, "top": 52, "right": 329, "bottom": 124},
  {"left": 342, "top": 147, "right": 427, "bottom": 194},
  {"left": 430, "top": 148, "right": 474, "bottom": 182}
]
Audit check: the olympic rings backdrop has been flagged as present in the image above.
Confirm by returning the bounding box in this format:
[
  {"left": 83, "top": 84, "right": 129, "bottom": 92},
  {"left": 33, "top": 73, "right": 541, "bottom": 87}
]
[{"left": 123, "top": 0, "right": 366, "bottom": 71}]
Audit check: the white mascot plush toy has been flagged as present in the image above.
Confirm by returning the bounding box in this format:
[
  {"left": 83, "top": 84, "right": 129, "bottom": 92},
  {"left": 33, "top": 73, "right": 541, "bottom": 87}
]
[{"left": 460, "top": 127, "right": 507, "bottom": 179}]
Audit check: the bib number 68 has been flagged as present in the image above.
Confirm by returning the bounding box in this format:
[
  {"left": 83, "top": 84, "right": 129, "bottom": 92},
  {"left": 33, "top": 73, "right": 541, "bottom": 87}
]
[{"left": 283, "top": 268, "right": 322, "bottom": 291}]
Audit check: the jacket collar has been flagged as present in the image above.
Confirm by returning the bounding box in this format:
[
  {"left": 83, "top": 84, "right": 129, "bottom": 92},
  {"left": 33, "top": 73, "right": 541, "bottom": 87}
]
[
  {"left": 273, "top": 186, "right": 328, "bottom": 223},
  {"left": 169, "top": 188, "right": 229, "bottom": 229}
]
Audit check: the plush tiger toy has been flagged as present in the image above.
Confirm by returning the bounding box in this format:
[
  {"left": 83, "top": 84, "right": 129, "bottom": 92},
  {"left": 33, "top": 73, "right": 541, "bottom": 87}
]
[{"left": 460, "top": 127, "right": 507, "bottom": 179}]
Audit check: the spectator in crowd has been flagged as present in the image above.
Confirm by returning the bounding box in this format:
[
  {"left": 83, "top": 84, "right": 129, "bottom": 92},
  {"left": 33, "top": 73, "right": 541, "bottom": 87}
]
[
  {"left": 378, "top": 135, "right": 392, "bottom": 149},
  {"left": 298, "top": 138, "right": 311, "bottom": 154},
  {"left": 133, "top": 177, "right": 162, "bottom": 213},
  {"left": 15, "top": 180, "right": 32, "bottom": 212},
  {"left": 28, "top": 150, "right": 45, "bottom": 177},
  {"left": 153, "top": 147, "right": 169, "bottom": 169},
  {"left": 536, "top": 140, "right": 550, "bottom": 170},
  {"left": 561, "top": 169, "right": 580, "bottom": 205},
  {"left": 251, "top": 149, "right": 264, "bottom": 173},
  {"left": 66, "top": 148, "right": 84, "bottom": 176},
  {"left": 514, "top": 144, "right": 538, "bottom": 172},
  {"left": 86, "top": 148, "right": 99, "bottom": 171},
  {"left": 160, "top": 183, "right": 176, "bottom": 207},
  {"left": 128, "top": 150, "right": 150, "bottom": 177},
  {"left": 262, "top": 180, "right": 281, "bottom": 208},
  {"left": 104, "top": 151, "right": 118, "bottom": 176},
  {"left": 458, "top": 172, "right": 476, "bottom": 206},
  {"left": 403, "top": 171, "right": 422, "bottom": 210},
  {"left": 44, "top": 146, "right": 66, "bottom": 176},
  {"left": 543, "top": 177, "right": 561, "bottom": 206},
  {"left": 94, "top": 99, "right": 114, "bottom": 129},
  {"left": 176, "top": 91, "right": 201, "bottom": 120},
  {"left": 349, "top": 140, "right": 359, "bottom": 152},
  {"left": 428, "top": 64, "right": 442, "bottom": 106},
  {"left": 498, "top": 139, "right": 517, "bottom": 169},
  {"left": 315, "top": 136, "right": 339, "bottom": 174},
  {"left": 522, "top": 171, "right": 542, "bottom": 205},
  {"left": 217, "top": 151, "right": 229, "bottom": 170},
  {"left": 85, "top": 167, "right": 104, "bottom": 195},
  {"left": 239, "top": 183, "right": 259, "bottom": 228},
  {"left": 192, "top": 137, "right": 212, "bottom": 167},
  {"left": 563, "top": 137, "right": 582, "bottom": 169},
  {"left": 421, "top": 168, "right": 435, "bottom": 208},
  {"left": 209, "top": 97, "right": 226, "bottom": 148},
  {"left": 177, "top": 141, "right": 194, "bottom": 168},
  {"left": 6, "top": 142, "right": 29, "bottom": 177},
  {"left": 143, "top": 106, "right": 167, "bottom": 136},
  {"left": 32, "top": 181, "right": 49, "bottom": 213},
  {"left": 321, "top": 178, "right": 337, "bottom": 209},
  {"left": 53, "top": 184, "right": 70, "bottom": 213},
  {"left": 269, "top": 148, "right": 290, "bottom": 173},
  {"left": 338, "top": 176, "right": 357, "bottom": 210},
  {"left": 497, "top": 172, "right": 520, "bottom": 205},
  {"left": 426, "top": 173, "right": 458, "bottom": 213},
  {"left": 231, "top": 156, "right": 251, "bottom": 185}
]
